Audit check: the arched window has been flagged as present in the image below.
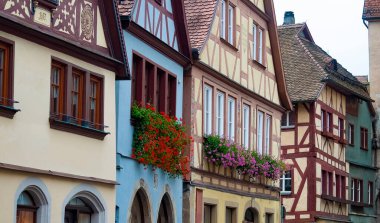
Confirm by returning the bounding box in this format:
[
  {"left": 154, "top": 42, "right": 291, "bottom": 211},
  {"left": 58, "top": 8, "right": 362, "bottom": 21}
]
[
  {"left": 64, "top": 197, "right": 93, "bottom": 223},
  {"left": 17, "top": 191, "right": 37, "bottom": 223},
  {"left": 130, "top": 189, "right": 151, "bottom": 223},
  {"left": 244, "top": 208, "right": 258, "bottom": 223},
  {"left": 157, "top": 194, "right": 173, "bottom": 223}
]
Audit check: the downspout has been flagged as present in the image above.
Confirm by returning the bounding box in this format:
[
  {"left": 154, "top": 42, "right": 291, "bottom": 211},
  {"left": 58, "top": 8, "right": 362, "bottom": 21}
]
[{"left": 363, "top": 19, "right": 369, "bottom": 29}]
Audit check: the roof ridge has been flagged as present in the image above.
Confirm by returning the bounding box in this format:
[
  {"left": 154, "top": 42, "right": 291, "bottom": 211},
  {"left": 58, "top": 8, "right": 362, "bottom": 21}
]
[{"left": 277, "top": 22, "right": 305, "bottom": 29}]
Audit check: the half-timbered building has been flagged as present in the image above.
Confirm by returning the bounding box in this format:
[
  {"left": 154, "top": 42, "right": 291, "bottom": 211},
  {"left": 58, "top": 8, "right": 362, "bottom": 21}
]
[
  {"left": 183, "top": 0, "right": 292, "bottom": 222},
  {"left": 116, "top": 0, "right": 191, "bottom": 222},
  {"left": 279, "top": 12, "right": 373, "bottom": 223},
  {"left": 0, "top": 0, "right": 128, "bottom": 221}
]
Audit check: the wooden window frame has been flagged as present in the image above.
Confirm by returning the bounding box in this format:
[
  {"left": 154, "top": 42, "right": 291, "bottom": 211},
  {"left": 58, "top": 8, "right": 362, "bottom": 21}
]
[
  {"left": 264, "top": 114, "right": 272, "bottom": 155},
  {"left": 132, "top": 52, "right": 177, "bottom": 116},
  {"left": 336, "top": 174, "right": 341, "bottom": 198},
  {"left": 322, "top": 170, "right": 333, "bottom": 196},
  {"left": 251, "top": 22, "right": 266, "bottom": 66},
  {"left": 49, "top": 58, "right": 107, "bottom": 140},
  {"left": 227, "top": 96, "right": 236, "bottom": 141},
  {"left": 0, "top": 37, "right": 18, "bottom": 119},
  {"left": 341, "top": 175, "right": 346, "bottom": 200},
  {"left": 360, "top": 127, "right": 368, "bottom": 150},
  {"left": 257, "top": 110, "right": 264, "bottom": 154}
]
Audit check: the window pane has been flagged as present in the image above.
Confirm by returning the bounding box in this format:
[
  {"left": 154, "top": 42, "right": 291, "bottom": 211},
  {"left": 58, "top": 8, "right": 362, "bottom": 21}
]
[
  {"left": 204, "top": 205, "right": 212, "bottom": 223},
  {"left": 252, "top": 24, "right": 256, "bottom": 60},
  {"left": 226, "top": 208, "right": 234, "bottom": 223},
  {"left": 257, "top": 111, "right": 264, "bottom": 154},
  {"left": 242, "top": 105, "right": 249, "bottom": 148},
  {"left": 258, "top": 29, "right": 263, "bottom": 63},
  {"left": 265, "top": 115, "right": 271, "bottom": 154},
  {"left": 220, "top": 0, "right": 226, "bottom": 39},
  {"left": 204, "top": 86, "right": 212, "bottom": 135},
  {"left": 0, "top": 49, "right": 4, "bottom": 101},
  {"left": 228, "top": 97, "right": 235, "bottom": 141},
  {"left": 17, "top": 191, "right": 35, "bottom": 206},
  {"left": 228, "top": 5, "right": 233, "bottom": 44},
  {"left": 17, "top": 209, "right": 35, "bottom": 223},
  {"left": 216, "top": 92, "right": 225, "bottom": 136},
  {"left": 78, "top": 213, "right": 91, "bottom": 223}
]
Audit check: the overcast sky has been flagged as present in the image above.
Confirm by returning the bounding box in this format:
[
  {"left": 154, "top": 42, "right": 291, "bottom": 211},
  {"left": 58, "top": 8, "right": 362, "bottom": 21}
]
[{"left": 273, "top": 0, "right": 369, "bottom": 76}]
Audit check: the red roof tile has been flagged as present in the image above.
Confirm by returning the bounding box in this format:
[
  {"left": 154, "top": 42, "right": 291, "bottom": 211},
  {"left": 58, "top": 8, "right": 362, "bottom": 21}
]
[
  {"left": 184, "top": 0, "right": 218, "bottom": 50},
  {"left": 363, "top": 0, "right": 380, "bottom": 20}
]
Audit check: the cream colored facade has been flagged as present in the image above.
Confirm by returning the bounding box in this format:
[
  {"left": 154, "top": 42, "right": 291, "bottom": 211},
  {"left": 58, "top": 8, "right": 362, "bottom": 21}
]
[{"left": 0, "top": 30, "right": 117, "bottom": 222}]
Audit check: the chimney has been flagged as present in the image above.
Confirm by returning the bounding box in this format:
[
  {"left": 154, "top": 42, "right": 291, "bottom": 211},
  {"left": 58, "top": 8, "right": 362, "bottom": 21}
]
[{"left": 283, "top": 11, "right": 295, "bottom": 25}]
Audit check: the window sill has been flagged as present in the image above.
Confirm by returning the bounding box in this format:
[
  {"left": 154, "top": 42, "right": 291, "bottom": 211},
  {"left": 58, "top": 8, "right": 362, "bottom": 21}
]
[
  {"left": 0, "top": 104, "right": 20, "bottom": 119},
  {"left": 251, "top": 59, "right": 267, "bottom": 70},
  {"left": 338, "top": 138, "right": 348, "bottom": 145},
  {"left": 49, "top": 117, "right": 109, "bottom": 140},
  {"left": 351, "top": 201, "right": 370, "bottom": 207},
  {"left": 220, "top": 38, "right": 239, "bottom": 51},
  {"left": 321, "top": 194, "right": 349, "bottom": 203},
  {"left": 281, "top": 125, "right": 295, "bottom": 130},
  {"left": 280, "top": 191, "right": 291, "bottom": 196},
  {"left": 321, "top": 130, "right": 334, "bottom": 139},
  {"left": 360, "top": 147, "right": 368, "bottom": 151}
]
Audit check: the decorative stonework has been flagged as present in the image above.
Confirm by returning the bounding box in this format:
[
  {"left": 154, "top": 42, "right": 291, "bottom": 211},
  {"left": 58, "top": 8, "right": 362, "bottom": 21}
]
[
  {"left": 2, "top": 0, "right": 32, "bottom": 19},
  {"left": 80, "top": 3, "right": 93, "bottom": 40}
]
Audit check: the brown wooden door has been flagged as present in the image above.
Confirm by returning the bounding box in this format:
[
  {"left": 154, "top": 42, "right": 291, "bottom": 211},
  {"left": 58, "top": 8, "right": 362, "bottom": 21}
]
[{"left": 16, "top": 209, "right": 36, "bottom": 223}]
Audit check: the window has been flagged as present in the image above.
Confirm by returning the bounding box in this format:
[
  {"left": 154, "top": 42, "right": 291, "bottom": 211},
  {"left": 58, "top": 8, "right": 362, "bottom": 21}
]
[
  {"left": 258, "top": 28, "right": 263, "bottom": 64},
  {"left": 321, "top": 109, "right": 332, "bottom": 134},
  {"left": 341, "top": 176, "right": 346, "bottom": 199},
  {"left": 368, "top": 182, "right": 373, "bottom": 205},
  {"left": 225, "top": 207, "right": 236, "bottom": 223},
  {"left": 338, "top": 118, "right": 344, "bottom": 139},
  {"left": 204, "top": 204, "right": 216, "bottom": 223},
  {"left": 280, "top": 171, "right": 291, "bottom": 195},
  {"left": 336, "top": 175, "right": 345, "bottom": 199},
  {"left": 50, "top": 60, "right": 106, "bottom": 138},
  {"left": 0, "top": 40, "right": 13, "bottom": 108},
  {"left": 216, "top": 92, "right": 225, "bottom": 136},
  {"left": 281, "top": 110, "right": 295, "bottom": 128},
  {"left": 322, "top": 170, "right": 333, "bottom": 196},
  {"left": 265, "top": 213, "right": 274, "bottom": 223},
  {"left": 351, "top": 178, "right": 363, "bottom": 203},
  {"left": 360, "top": 127, "right": 368, "bottom": 150},
  {"left": 132, "top": 54, "right": 177, "bottom": 116},
  {"left": 242, "top": 104, "right": 250, "bottom": 149},
  {"left": 257, "top": 110, "right": 264, "bottom": 154},
  {"left": 265, "top": 115, "right": 272, "bottom": 154},
  {"left": 227, "top": 97, "right": 235, "bottom": 141},
  {"left": 204, "top": 85, "right": 213, "bottom": 135},
  {"left": 348, "top": 123, "right": 354, "bottom": 145},
  {"left": 64, "top": 197, "right": 93, "bottom": 223},
  {"left": 252, "top": 24, "right": 265, "bottom": 65},
  {"left": 17, "top": 191, "right": 37, "bottom": 223},
  {"left": 220, "top": 0, "right": 234, "bottom": 45},
  {"left": 252, "top": 24, "right": 257, "bottom": 61}
]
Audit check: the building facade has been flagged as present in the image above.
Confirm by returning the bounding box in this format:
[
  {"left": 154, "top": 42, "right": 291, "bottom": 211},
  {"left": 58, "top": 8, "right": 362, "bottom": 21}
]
[
  {"left": 345, "top": 86, "right": 377, "bottom": 222},
  {"left": 183, "top": 0, "right": 292, "bottom": 222},
  {"left": 0, "top": 0, "right": 128, "bottom": 222},
  {"left": 116, "top": 0, "right": 191, "bottom": 222},
  {"left": 279, "top": 13, "right": 374, "bottom": 223},
  {"left": 363, "top": 0, "right": 380, "bottom": 219}
]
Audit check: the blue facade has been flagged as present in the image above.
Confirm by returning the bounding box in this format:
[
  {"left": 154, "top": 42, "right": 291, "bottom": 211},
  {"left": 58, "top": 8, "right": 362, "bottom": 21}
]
[
  {"left": 115, "top": 30, "right": 184, "bottom": 223},
  {"left": 346, "top": 100, "right": 377, "bottom": 223}
]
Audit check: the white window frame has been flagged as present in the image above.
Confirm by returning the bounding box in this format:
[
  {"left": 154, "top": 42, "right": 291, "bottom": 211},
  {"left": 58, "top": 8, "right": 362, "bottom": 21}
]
[
  {"left": 264, "top": 115, "right": 271, "bottom": 155},
  {"left": 252, "top": 24, "right": 257, "bottom": 60},
  {"left": 228, "top": 4, "right": 234, "bottom": 45},
  {"left": 220, "top": 0, "right": 226, "bottom": 39},
  {"left": 242, "top": 104, "right": 250, "bottom": 149},
  {"left": 326, "top": 112, "right": 331, "bottom": 132},
  {"left": 204, "top": 85, "right": 213, "bottom": 135},
  {"left": 257, "top": 110, "right": 264, "bottom": 154},
  {"left": 228, "top": 97, "right": 235, "bottom": 141},
  {"left": 357, "top": 180, "right": 361, "bottom": 202},
  {"left": 280, "top": 171, "right": 291, "bottom": 195},
  {"left": 351, "top": 179, "right": 355, "bottom": 202},
  {"left": 258, "top": 28, "right": 263, "bottom": 64},
  {"left": 368, "top": 182, "right": 373, "bottom": 205},
  {"left": 216, "top": 91, "right": 225, "bottom": 137}
]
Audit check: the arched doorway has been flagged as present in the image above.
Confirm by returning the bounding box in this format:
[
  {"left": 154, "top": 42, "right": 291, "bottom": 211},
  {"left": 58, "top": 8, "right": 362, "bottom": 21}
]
[
  {"left": 130, "top": 189, "right": 151, "bottom": 223},
  {"left": 244, "top": 207, "right": 259, "bottom": 223},
  {"left": 16, "top": 185, "right": 48, "bottom": 223},
  {"left": 157, "top": 193, "right": 174, "bottom": 223},
  {"left": 63, "top": 191, "right": 105, "bottom": 223}
]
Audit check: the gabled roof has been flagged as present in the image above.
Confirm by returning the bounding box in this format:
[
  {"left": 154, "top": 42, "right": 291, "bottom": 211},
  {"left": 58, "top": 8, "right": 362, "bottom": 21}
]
[
  {"left": 278, "top": 23, "right": 372, "bottom": 103},
  {"left": 363, "top": 0, "right": 380, "bottom": 20},
  {"left": 184, "top": 0, "right": 292, "bottom": 110},
  {"left": 183, "top": 0, "right": 218, "bottom": 51}
]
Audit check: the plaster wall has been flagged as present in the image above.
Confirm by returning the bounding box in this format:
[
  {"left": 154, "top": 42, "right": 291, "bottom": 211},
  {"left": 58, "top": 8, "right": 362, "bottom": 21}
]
[
  {"left": 115, "top": 30, "right": 184, "bottom": 223},
  {"left": 0, "top": 31, "right": 116, "bottom": 180},
  {"left": 0, "top": 170, "right": 115, "bottom": 223}
]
